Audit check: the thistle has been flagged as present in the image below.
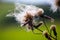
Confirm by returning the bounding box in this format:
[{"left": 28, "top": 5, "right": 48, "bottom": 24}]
[
  {"left": 43, "top": 30, "right": 52, "bottom": 40},
  {"left": 50, "top": 25, "right": 57, "bottom": 37}
]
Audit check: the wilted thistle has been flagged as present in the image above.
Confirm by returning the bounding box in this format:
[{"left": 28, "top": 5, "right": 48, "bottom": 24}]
[
  {"left": 43, "top": 30, "right": 52, "bottom": 40},
  {"left": 50, "top": 25, "right": 57, "bottom": 37},
  {"left": 23, "top": 12, "right": 43, "bottom": 32},
  {"left": 23, "top": 13, "right": 34, "bottom": 31}
]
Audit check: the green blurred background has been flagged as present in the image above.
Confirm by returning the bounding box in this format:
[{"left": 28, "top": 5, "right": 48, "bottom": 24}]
[{"left": 0, "top": 2, "right": 60, "bottom": 40}]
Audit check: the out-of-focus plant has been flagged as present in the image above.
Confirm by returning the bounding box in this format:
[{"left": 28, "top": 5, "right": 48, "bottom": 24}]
[
  {"left": 6, "top": 3, "right": 57, "bottom": 40},
  {"left": 50, "top": 0, "right": 60, "bottom": 12}
]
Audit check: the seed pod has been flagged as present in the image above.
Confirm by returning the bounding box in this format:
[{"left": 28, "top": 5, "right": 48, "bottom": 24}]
[
  {"left": 43, "top": 30, "right": 52, "bottom": 40},
  {"left": 50, "top": 25, "right": 57, "bottom": 37}
]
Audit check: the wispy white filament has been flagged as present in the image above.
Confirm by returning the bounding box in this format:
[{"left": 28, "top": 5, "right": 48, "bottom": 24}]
[{"left": 6, "top": 3, "right": 44, "bottom": 28}]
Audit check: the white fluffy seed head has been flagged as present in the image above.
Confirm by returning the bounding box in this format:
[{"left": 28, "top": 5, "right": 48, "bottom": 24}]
[
  {"left": 23, "top": 5, "right": 44, "bottom": 17},
  {"left": 50, "top": 25, "right": 56, "bottom": 30},
  {"left": 6, "top": 3, "right": 44, "bottom": 27},
  {"left": 37, "top": 8, "right": 44, "bottom": 16}
]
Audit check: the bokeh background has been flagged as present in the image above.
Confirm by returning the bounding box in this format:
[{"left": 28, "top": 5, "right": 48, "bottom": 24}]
[{"left": 0, "top": 0, "right": 60, "bottom": 40}]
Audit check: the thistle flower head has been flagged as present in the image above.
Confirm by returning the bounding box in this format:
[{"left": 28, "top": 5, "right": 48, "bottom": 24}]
[
  {"left": 43, "top": 30, "right": 48, "bottom": 35},
  {"left": 37, "top": 8, "right": 44, "bottom": 16},
  {"left": 24, "top": 12, "right": 33, "bottom": 22},
  {"left": 50, "top": 25, "right": 57, "bottom": 37},
  {"left": 50, "top": 25, "right": 56, "bottom": 30},
  {"left": 43, "top": 30, "right": 52, "bottom": 40},
  {"left": 43, "top": 30, "right": 49, "bottom": 38}
]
